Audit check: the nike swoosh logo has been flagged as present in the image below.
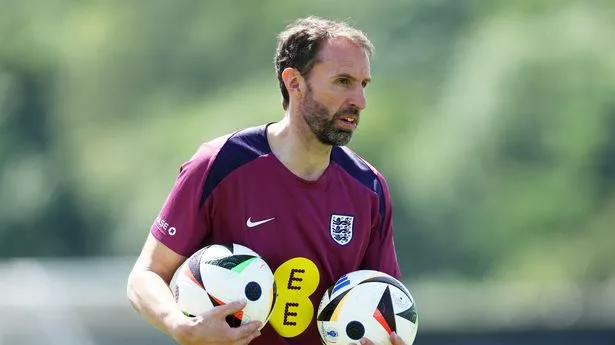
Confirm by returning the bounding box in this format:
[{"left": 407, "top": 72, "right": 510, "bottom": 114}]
[{"left": 246, "top": 217, "right": 275, "bottom": 228}]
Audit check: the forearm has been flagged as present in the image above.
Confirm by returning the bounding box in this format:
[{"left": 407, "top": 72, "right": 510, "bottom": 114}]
[{"left": 127, "top": 269, "right": 187, "bottom": 338}]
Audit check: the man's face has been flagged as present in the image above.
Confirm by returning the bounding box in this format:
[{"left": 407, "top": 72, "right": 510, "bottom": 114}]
[{"left": 299, "top": 38, "right": 371, "bottom": 146}]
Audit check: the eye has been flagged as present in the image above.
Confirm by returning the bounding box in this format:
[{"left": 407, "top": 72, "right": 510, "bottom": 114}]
[
  {"left": 337, "top": 78, "right": 350, "bottom": 86},
  {"left": 361, "top": 81, "right": 368, "bottom": 88}
]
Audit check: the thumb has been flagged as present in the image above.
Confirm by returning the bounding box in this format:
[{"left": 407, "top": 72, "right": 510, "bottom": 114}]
[{"left": 211, "top": 299, "right": 247, "bottom": 317}]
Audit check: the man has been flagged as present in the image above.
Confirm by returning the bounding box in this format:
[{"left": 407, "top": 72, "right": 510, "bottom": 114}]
[{"left": 127, "top": 17, "right": 407, "bottom": 345}]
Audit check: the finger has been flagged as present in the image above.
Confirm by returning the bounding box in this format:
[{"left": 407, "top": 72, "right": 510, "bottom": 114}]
[
  {"left": 241, "top": 329, "right": 261, "bottom": 345},
  {"left": 359, "top": 338, "right": 375, "bottom": 345},
  {"left": 232, "top": 328, "right": 261, "bottom": 345},
  {"left": 390, "top": 331, "right": 406, "bottom": 345},
  {"left": 232, "top": 327, "right": 261, "bottom": 344},
  {"left": 210, "top": 299, "right": 247, "bottom": 317},
  {"left": 228, "top": 320, "right": 262, "bottom": 340}
]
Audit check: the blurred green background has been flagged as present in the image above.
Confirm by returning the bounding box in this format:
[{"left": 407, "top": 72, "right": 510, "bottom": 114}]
[{"left": 1, "top": 0, "right": 614, "bottom": 344}]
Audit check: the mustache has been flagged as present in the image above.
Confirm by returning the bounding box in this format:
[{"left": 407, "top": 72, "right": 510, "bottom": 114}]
[{"left": 335, "top": 108, "right": 360, "bottom": 117}]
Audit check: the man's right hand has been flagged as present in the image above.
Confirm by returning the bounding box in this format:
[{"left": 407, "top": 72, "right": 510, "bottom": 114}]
[{"left": 171, "top": 300, "right": 262, "bottom": 345}]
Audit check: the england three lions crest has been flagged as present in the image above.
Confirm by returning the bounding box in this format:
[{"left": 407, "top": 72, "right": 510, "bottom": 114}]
[{"left": 330, "top": 214, "right": 354, "bottom": 246}]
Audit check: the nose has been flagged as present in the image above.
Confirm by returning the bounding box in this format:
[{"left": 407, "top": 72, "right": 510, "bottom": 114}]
[{"left": 349, "top": 87, "right": 366, "bottom": 110}]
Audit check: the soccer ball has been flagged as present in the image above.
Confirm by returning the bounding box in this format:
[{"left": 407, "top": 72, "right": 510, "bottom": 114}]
[
  {"left": 317, "top": 270, "right": 418, "bottom": 345},
  {"left": 170, "top": 243, "right": 277, "bottom": 328}
]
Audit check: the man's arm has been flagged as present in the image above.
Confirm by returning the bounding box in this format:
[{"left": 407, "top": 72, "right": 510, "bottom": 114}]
[
  {"left": 126, "top": 143, "right": 210, "bottom": 337},
  {"left": 127, "top": 234, "right": 262, "bottom": 345},
  {"left": 127, "top": 234, "right": 187, "bottom": 338}
]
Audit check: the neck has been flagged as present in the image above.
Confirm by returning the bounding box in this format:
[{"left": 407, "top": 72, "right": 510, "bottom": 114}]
[{"left": 267, "top": 114, "right": 332, "bottom": 181}]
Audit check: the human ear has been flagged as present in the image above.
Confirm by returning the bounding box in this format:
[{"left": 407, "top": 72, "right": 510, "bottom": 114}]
[{"left": 282, "top": 67, "right": 303, "bottom": 95}]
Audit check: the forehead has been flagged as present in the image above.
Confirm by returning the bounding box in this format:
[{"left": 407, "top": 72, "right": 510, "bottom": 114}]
[{"left": 312, "top": 37, "right": 371, "bottom": 78}]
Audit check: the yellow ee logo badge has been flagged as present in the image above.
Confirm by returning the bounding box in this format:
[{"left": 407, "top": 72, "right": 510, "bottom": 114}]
[{"left": 269, "top": 257, "right": 320, "bottom": 338}]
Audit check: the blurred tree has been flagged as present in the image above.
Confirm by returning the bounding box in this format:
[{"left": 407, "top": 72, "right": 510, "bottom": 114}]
[{"left": 0, "top": 63, "right": 109, "bottom": 257}]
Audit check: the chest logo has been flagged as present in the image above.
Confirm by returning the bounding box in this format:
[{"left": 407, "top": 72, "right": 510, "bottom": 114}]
[
  {"left": 330, "top": 214, "right": 354, "bottom": 246},
  {"left": 246, "top": 217, "right": 275, "bottom": 228}
]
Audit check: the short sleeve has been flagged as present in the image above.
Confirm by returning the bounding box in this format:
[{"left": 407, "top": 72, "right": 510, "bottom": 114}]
[
  {"left": 360, "top": 174, "right": 402, "bottom": 279},
  {"left": 150, "top": 146, "right": 217, "bottom": 257}
]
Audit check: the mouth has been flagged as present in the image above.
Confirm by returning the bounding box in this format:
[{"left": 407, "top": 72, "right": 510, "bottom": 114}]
[
  {"left": 335, "top": 113, "right": 359, "bottom": 130},
  {"left": 340, "top": 114, "right": 358, "bottom": 123}
]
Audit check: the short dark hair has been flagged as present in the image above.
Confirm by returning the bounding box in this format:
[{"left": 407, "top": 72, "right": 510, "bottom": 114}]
[{"left": 274, "top": 16, "right": 374, "bottom": 110}]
